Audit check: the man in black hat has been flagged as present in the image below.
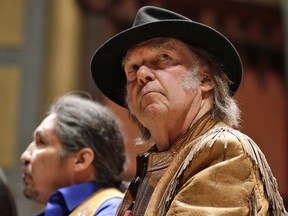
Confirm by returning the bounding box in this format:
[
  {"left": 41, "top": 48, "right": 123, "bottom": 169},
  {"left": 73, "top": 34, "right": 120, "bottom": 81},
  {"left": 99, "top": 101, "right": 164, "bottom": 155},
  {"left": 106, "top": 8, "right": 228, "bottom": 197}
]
[{"left": 91, "top": 6, "right": 287, "bottom": 216}]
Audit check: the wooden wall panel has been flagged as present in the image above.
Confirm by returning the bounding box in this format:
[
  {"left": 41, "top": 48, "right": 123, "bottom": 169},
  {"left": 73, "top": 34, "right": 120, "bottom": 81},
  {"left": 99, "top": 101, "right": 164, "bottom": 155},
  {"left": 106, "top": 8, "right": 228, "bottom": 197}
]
[
  {"left": 0, "top": 66, "right": 21, "bottom": 168},
  {"left": 0, "top": 0, "right": 25, "bottom": 47}
]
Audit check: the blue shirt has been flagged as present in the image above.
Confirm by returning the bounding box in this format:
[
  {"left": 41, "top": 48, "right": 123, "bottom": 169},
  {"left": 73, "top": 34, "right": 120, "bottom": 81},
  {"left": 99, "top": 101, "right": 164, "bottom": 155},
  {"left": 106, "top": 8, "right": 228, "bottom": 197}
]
[{"left": 35, "top": 182, "right": 122, "bottom": 216}]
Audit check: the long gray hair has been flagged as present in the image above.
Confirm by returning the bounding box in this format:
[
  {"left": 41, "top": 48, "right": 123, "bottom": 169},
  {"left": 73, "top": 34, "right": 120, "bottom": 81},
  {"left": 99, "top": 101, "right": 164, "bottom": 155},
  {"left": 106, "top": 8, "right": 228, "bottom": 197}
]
[
  {"left": 126, "top": 45, "right": 241, "bottom": 145},
  {"left": 48, "top": 93, "right": 126, "bottom": 190}
]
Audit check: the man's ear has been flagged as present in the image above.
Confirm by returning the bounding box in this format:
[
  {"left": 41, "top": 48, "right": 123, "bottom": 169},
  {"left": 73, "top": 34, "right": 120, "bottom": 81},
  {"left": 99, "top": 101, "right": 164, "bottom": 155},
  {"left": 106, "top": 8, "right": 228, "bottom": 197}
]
[
  {"left": 199, "top": 66, "right": 214, "bottom": 93},
  {"left": 73, "top": 147, "right": 94, "bottom": 172}
]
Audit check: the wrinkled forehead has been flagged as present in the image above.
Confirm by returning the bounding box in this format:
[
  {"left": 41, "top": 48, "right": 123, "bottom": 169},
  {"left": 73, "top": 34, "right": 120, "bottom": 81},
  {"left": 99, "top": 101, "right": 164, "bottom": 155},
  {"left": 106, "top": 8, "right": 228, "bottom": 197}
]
[
  {"left": 123, "top": 37, "right": 191, "bottom": 65},
  {"left": 128, "top": 37, "right": 187, "bottom": 52},
  {"left": 34, "top": 114, "right": 57, "bottom": 137}
]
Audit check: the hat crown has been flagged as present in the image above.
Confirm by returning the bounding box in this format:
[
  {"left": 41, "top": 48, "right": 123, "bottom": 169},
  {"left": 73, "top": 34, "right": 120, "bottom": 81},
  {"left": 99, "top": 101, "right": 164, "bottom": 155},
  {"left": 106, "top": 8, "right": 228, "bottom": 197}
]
[
  {"left": 91, "top": 6, "right": 242, "bottom": 107},
  {"left": 133, "top": 6, "right": 191, "bottom": 27}
]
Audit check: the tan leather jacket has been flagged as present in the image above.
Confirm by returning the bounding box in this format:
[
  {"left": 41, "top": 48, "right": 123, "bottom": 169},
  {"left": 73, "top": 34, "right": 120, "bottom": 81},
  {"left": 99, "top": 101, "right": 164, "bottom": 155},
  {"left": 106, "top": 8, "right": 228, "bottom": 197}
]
[{"left": 117, "top": 114, "right": 287, "bottom": 216}]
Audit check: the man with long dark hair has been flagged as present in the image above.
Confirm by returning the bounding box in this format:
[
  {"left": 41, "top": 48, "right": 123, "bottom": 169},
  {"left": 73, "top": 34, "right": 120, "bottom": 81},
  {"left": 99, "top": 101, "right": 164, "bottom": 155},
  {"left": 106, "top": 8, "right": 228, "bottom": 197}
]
[{"left": 21, "top": 93, "right": 126, "bottom": 215}]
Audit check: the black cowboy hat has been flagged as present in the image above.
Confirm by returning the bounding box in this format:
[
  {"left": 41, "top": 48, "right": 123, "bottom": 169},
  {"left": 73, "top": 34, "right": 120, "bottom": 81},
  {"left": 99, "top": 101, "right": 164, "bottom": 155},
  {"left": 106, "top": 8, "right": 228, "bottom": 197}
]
[{"left": 91, "top": 6, "right": 242, "bottom": 108}]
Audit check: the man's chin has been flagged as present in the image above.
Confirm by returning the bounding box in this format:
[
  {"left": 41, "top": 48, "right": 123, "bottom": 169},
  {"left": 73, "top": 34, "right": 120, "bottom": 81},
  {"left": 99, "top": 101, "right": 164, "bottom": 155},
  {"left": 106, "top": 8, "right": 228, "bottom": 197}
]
[
  {"left": 23, "top": 192, "right": 32, "bottom": 200},
  {"left": 23, "top": 188, "right": 39, "bottom": 202}
]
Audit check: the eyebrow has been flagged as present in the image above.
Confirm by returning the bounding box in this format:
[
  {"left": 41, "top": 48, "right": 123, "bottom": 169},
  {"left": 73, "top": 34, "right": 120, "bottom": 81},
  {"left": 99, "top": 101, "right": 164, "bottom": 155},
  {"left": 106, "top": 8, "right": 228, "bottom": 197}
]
[{"left": 151, "top": 41, "right": 173, "bottom": 51}]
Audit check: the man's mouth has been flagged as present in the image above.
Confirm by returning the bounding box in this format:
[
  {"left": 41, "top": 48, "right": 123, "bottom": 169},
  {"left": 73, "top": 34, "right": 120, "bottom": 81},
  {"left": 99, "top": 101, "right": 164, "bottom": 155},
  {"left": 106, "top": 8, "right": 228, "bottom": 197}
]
[{"left": 21, "top": 167, "right": 32, "bottom": 183}]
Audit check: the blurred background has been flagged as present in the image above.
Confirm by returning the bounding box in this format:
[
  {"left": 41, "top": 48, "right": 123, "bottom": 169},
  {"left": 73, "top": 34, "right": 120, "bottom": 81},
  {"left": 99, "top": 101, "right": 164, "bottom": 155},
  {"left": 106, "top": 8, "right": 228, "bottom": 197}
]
[{"left": 0, "top": 0, "right": 287, "bottom": 215}]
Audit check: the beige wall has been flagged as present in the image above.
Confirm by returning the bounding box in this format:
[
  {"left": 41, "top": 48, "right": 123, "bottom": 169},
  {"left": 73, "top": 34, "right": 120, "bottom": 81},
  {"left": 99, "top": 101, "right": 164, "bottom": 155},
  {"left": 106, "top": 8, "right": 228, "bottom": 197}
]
[
  {"left": 0, "top": 67, "right": 21, "bottom": 168},
  {"left": 41, "top": 0, "right": 83, "bottom": 110},
  {"left": 0, "top": 1, "right": 24, "bottom": 168}
]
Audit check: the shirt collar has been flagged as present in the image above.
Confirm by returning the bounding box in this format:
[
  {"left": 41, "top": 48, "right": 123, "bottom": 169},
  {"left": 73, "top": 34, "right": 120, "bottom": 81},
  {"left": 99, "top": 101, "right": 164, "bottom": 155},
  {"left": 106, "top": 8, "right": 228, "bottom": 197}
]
[
  {"left": 58, "top": 181, "right": 100, "bottom": 212},
  {"left": 34, "top": 182, "right": 100, "bottom": 216}
]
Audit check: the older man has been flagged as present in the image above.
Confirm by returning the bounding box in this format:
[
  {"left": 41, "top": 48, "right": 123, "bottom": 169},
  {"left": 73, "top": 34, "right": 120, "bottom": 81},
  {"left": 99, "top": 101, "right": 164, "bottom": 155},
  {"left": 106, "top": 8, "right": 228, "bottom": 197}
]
[
  {"left": 91, "top": 6, "right": 287, "bottom": 216},
  {"left": 21, "top": 94, "right": 126, "bottom": 216}
]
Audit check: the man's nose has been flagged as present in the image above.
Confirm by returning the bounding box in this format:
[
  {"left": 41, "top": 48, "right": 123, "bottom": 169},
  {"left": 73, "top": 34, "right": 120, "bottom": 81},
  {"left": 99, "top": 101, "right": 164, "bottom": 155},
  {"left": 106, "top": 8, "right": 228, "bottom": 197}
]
[
  {"left": 137, "top": 65, "right": 155, "bottom": 85},
  {"left": 20, "top": 143, "right": 34, "bottom": 164}
]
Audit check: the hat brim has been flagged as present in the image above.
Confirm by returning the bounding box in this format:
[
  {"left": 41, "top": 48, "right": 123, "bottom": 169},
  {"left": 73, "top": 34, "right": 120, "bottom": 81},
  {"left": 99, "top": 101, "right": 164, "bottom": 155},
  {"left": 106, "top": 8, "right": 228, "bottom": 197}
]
[{"left": 91, "top": 20, "right": 242, "bottom": 108}]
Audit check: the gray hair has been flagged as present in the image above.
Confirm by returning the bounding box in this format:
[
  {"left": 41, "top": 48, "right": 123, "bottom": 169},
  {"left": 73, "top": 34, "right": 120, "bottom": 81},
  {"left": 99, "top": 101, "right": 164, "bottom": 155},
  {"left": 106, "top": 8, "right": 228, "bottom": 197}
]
[
  {"left": 190, "top": 47, "right": 241, "bottom": 128},
  {"left": 126, "top": 45, "right": 241, "bottom": 145},
  {"left": 48, "top": 93, "right": 126, "bottom": 190}
]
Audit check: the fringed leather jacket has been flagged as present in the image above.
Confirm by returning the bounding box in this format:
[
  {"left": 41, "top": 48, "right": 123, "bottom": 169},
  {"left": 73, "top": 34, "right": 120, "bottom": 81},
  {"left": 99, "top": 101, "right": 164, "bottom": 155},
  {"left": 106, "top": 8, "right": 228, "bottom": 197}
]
[{"left": 116, "top": 114, "right": 287, "bottom": 216}]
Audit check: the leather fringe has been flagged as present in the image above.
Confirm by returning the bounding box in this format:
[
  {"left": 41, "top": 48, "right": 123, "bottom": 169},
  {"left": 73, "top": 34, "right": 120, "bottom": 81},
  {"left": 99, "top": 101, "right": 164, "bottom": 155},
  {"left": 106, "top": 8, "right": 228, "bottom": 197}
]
[{"left": 158, "top": 127, "right": 287, "bottom": 216}]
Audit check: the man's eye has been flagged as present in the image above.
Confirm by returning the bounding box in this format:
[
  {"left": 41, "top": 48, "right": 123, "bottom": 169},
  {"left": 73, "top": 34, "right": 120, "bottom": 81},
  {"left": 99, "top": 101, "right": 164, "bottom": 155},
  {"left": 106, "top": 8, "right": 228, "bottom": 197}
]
[
  {"left": 125, "top": 64, "right": 139, "bottom": 73},
  {"left": 131, "top": 64, "right": 139, "bottom": 71},
  {"left": 35, "top": 138, "right": 45, "bottom": 147},
  {"left": 125, "top": 64, "right": 139, "bottom": 81},
  {"left": 159, "top": 53, "right": 169, "bottom": 61}
]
